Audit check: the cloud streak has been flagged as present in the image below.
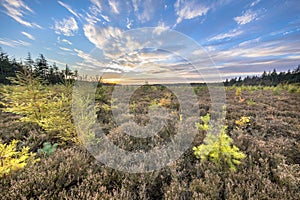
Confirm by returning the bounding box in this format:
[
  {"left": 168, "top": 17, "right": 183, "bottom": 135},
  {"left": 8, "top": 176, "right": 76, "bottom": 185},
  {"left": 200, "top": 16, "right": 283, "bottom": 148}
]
[
  {"left": 174, "top": 0, "right": 209, "bottom": 25},
  {"left": 108, "top": 0, "right": 119, "bottom": 14},
  {"left": 234, "top": 10, "right": 258, "bottom": 25},
  {"left": 0, "top": 38, "right": 30, "bottom": 47},
  {"left": 62, "top": 39, "right": 72, "bottom": 45},
  {"left": 2, "top": 0, "right": 41, "bottom": 28},
  {"left": 21, "top": 31, "right": 35, "bottom": 40},
  {"left": 205, "top": 33, "right": 300, "bottom": 76},
  {"left": 59, "top": 47, "right": 73, "bottom": 51},
  {"left": 58, "top": 1, "right": 80, "bottom": 19},
  {"left": 208, "top": 29, "right": 243, "bottom": 42}
]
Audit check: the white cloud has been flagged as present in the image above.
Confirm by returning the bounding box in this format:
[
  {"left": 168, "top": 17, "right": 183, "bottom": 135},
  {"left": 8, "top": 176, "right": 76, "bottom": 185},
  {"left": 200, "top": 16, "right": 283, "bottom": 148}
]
[
  {"left": 48, "top": 58, "right": 67, "bottom": 67},
  {"left": 58, "top": 1, "right": 80, "bottom": 19},
  {"left": 174, "top": 0, "right": 209, "bottom": 24},
  {"left": 250, "top": 0, "right": 261, "bottom": 7},
  {"left": 101, "top": 14, "right": 110, "bottom": 22},
  {"left": 132, "top": 0, "right": 155, "bottom": 23},
  {"left": 54, "top": 17, "right": 78, "bottom": 36},
  {"left": 132, "top": 0, "right": 139, "bottom": 12},
  {"left": 153, "top": 21, "right": 169, "bottom": 35},
  {"left": 126, "top": 18, "right": 133, "bottom": 29},
  {"left": 74, "top": 48, "right": 98, "bottom": 63},
  {"left": 108, "top": 0, "right": 119, "bottom": 14},
  {"left": 83, "top": 24, "right": 123, "bottom": 49},
  {"left": 234, "top": 10, "right": 257, "bottom": 25},
  {"left": 0, "top": 38, "right": 30, "bottom": 47},
  {"left": 205, "top": 36, "right": 300, "bottom": 75},
  {"left": 209, "top": 29, "right": 243, "bottom": 41},
  {"left": 238, "top": 37, "right": 260, "bottom": 47},
  {"left": 86, "top": 1, "right": 110, "bottom": 25},
  {"left": 82, "top": 24, "right": 144, "bottom": 61},
  {"left": 62, "top": 39, "right": 72, "bottom": 45},
  {"left": 192, "top": 49, "right": 210, "bottom": 57},
  {"left": 90, "top": 0, "right": 102, "bottom": 12},
  {"left": 57, "top": 36, "right": 73, "bottom": 45},
  {"left": 59, "top": 47, "right": 73, "bottom": 51},
  {"left": 21, "top": 31, "right": 35, "bottom": 40},
  {"left": 85, "top": 13, "right": 101, "bottom": 24},
  {"left": 2, "top": 0, "right": 41, "bottom": 28}
]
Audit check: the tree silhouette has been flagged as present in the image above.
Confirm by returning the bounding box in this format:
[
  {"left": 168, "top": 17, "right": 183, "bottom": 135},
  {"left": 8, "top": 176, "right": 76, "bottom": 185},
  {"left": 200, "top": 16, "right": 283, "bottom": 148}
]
[{"left": 0, "top": 48, "right": 77, "bottom": 85}]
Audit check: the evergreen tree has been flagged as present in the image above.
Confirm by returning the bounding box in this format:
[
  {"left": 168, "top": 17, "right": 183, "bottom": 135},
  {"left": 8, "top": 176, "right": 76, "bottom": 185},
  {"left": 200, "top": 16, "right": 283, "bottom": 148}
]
[
  {"left": 25, "top": 52, "right": 34, "bottom": 73},
  {"left": 34, "top": 54, "right": 48, "bottom": 79}
]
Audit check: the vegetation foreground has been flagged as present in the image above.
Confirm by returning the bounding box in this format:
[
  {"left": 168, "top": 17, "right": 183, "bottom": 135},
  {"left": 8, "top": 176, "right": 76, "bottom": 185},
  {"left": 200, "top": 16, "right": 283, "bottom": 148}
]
[{"left": 0, "top": 70, "right": 299, "bottom": 199}]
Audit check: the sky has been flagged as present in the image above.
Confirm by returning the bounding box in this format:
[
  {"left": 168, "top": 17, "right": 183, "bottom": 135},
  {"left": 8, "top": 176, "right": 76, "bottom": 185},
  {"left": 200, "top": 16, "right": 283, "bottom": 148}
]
[{"left": 0, "top": 0, "right": 300, "bottom": 83}]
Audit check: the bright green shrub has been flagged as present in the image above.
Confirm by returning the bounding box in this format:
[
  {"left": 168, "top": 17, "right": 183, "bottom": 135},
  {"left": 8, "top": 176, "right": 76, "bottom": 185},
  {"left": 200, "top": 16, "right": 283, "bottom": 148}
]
[
  {"left": 0, "top": 70, "right": 77, "bottom": 142},
  {"left": 195, "top": 114, "right": 210, "bottom": 131},
  {"left": 0, "top": 139, "right": 39, "bottom": 178},
  {"left": 193, "top": 114, "right": 246, "bottom": 172}
]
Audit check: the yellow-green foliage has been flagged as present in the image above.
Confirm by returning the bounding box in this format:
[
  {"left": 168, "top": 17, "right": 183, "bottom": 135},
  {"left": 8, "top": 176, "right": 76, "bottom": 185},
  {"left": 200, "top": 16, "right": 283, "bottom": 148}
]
[
  {"left": 260, "top": 84, "right": 300, "bottom": 94},
  {"left": 0, "top": 140, "right": 39, "bottom": 178},
  {"left": 235, "top": 116, "right": 250, "bottom": 129},
  {"left": 149, "top": 99, "right": 159, "bottom": 109},
  {"left": 0, "top": 70, "right": 76, "bottom": 142},
  {"left": 235, "top": 87, "right": 242, "bottom": 98},
  {"left": 246, "top": 98, "right": 256, "bottom": 106},
  {"left": 193, "top": 114, "right": 246, "bottom": 172},
  {"left": 195, "top": 114, "right": 210, "bottom": 131}
]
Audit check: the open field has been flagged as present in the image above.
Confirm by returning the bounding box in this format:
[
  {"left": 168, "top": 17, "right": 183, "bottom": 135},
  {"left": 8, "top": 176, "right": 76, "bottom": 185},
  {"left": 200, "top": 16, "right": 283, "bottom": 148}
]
[
  {"left": 0, "top": 83, "right": 299, "bottom": 199},
  {"left": 1, "top": 0, "right": 300, "bottom": 199}
]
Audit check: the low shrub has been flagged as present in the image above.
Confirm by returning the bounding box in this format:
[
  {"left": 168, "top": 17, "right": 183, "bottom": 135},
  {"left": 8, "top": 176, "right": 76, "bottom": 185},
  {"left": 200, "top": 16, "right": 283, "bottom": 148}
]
[
  {"left": 0, "top": 70, "right": 76, "bottom": 142},
  {"left": 0, "top": 139, "right": 39, "bottom": 178}
]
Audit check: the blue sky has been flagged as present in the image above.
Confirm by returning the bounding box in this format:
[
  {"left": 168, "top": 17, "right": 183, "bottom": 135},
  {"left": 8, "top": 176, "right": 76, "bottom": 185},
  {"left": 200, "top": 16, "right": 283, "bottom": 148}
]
[{"left": 0, "top": 0, "right": 300, "bottom": 83}]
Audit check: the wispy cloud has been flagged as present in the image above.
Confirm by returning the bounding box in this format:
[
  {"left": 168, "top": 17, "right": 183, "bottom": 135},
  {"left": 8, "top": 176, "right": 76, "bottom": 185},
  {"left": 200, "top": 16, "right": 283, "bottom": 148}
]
[
  {"left": 250, "top": 0, "right": 261, "bottom": 7},
  {"left": 74, "top": 48, "right": 98, "bottom": 63},
  {"left": 54, "top": 17, "right": 78, "bottom": 36},
  {"left": 126, "top": 18, "right": 133, "bottom": 29},
  {"left": 101, "top": 14, "right": 110, "bottom": 22},
  {"left": 108, "top": 0, "right": 119, "bottom": 14},
  {"left": 2, "top": 0, "right": 41, "bottom": 28},
  {"left": 132, "top": 0, "right": 139, "bottom": 12},
  {"left": 238, "top": 37, "right": 260, "bottom": 47},
  {"left": 85, "top": 12, "right": 101, "bottom": 24},
  {"left": 59, "top": 47, "right": 73, "bottom": 51},
  {"left": 90, "top": 0, "right": 102, "bottom": 12},
  {"left": 0, "top": 38, "right": 30, "bottom": 47},
  {"left": 174, "top": 0, "right": 209, "bottom": 25},
  {"left": 131, "top": 0, "right": 160, "bottom": 23},
  {"left": 58, "top": 1, "right": 80, "bottom": 19},
  {"left": 21, "top": 31, "right": 35, "bottom": 40},
  {"left": 48, "top": 58, "right": 67, "bottom": 67},
  {"left": 62, "top": 39, "right": 72, "bottom": 45},
  {"left": 234, "top": 10, "right": 258, "bottom": 25},
  {"left": 206, "top": 34, "right": 300, "bottom": 76},
  {"left": 153, "top": 21, "right": 170, "bottom": 35},
  {"left": 85, "top": 1, "right": 110, "bottom": 25},
  {"left": 208, "top": 29, "right": 243, "bottom": 41},
  {"left": 57, "top": 36, "right": 73, "bottom": 45}
]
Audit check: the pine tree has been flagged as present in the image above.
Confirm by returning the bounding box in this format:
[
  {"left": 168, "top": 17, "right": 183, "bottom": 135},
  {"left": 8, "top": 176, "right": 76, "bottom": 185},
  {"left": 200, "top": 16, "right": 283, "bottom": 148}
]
[
  {"left": 25, "top": 52, "right": 34, "bottom": 73},
  {"left": 193, "top": 114, "right": 246, "bottom": 172}
]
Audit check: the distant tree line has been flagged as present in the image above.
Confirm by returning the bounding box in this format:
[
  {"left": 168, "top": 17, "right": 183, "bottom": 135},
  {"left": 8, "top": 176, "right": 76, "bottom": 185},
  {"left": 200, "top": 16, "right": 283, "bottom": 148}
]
[
  {"left": 224, "top": 66, "right": 300, "bottom": 86},
  {"left": 0, "top": 48, "right": 77, "bottom": 85}
]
